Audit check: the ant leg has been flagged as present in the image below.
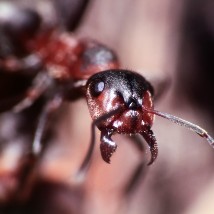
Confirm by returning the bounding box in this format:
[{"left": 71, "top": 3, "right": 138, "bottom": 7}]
[
  {"left": 124, "top": 161, "right": 147, "bottom": 196},
  {"left": 124, "top": 128, "right": 157, "bottom": 195},
  {"left": 123, "top": 135, "right": 148, "bottom": 195},
  {"left": 141, "top": 126, "right": 158, "bottom": 165},
  {"left": 76, "top": 118, "right": 97, "bottom": 179},
  {"left": 32, "top": 96, "right": 62, "bottom": 156},
  {"left": 0, "top": 54, "right": 42, "bottom": 75},
  {"left": 76, "top": 129, "right": 117, "bottom": 179},
  {"left": 12, "top": 72, "right": 52, "bottom": 113},
  {"left": 76, "top": 108, "right": 121, "bottom": 178},
  {"left": 126, "top": 135, "right": 144, "bottom": 152}
]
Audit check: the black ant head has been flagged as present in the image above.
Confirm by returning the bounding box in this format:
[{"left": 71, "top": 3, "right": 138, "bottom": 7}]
[{"left": 86, "top": 69, "right": 155, "bottom": 133}]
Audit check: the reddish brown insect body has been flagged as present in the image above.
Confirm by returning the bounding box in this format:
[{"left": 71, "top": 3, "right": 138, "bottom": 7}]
[
  {"left": 0, "top": 5, "right": 120, "bottom": 156},
  {"left": 0, "top": 4, "right": 119, "bottom": 83},
  {"left": 1, "top": 3, "right": 214, "bottom": 195},
  {"left": 26, "top": 31, "right": 119, "bottom": 81},
  {"left": 86, "top": 70, "right": 157, "bottom": 164}
]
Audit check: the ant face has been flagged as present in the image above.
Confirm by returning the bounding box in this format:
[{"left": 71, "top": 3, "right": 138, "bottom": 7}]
[
  {"left": 83, "top": 69, "right": 158, "bottom": 165},
  {"left": 86, "top": 70, "right": 154, "bottom": 133}
]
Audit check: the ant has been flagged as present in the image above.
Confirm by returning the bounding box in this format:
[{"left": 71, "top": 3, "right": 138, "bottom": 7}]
[{"left": 0, "top": 2, "right": 214, "bottom": 193}]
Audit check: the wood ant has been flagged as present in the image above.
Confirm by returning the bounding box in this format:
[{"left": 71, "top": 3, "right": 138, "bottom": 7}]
[{"left": 0, "top": 2, "right": 214, "bottom": 192}]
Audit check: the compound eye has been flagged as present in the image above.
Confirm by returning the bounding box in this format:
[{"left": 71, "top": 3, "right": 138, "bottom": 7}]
[{"left": 90, "top": 79, "right": 105, "bottom": 97}]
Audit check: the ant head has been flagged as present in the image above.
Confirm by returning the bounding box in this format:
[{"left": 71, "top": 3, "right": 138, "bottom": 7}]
[{"left": 86, "top": 69, "right": 155, "bottom": 132}]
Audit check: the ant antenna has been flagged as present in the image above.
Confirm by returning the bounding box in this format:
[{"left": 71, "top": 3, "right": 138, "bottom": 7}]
[{"left": 142, "top": 106, "right": 214, "bottom": 147}]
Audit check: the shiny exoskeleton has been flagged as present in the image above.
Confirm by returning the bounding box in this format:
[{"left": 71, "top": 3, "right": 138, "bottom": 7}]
[{"left": 86, "top": 70, "right": 157, "bottom": 164}]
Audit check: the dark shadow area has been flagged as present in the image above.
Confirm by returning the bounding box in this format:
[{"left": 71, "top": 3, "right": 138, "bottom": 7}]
[
  {"left": 0, "top": 179, "right": 84, "bottom": 214},
  {"left": 176, "top": 0, "right": 214, "bottom": 119}
]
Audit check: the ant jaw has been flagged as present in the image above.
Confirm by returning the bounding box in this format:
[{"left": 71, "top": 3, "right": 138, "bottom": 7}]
[
  {"left": 142, "top": 106, "right": 214, "bottom": 148},
  {"left": 100, "top": 140, "right": 117, "bottom": 164},
  {"left": 96, "top": 107, "right": 157, "bottom": 165}
]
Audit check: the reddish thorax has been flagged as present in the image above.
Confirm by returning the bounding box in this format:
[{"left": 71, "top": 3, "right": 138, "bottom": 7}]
[{"left": 26, "top": 30, "right": 119, "bottom": 81}]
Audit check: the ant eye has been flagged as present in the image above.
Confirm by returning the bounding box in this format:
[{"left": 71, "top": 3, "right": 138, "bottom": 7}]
[{"left": 90, "top": 80, "right": 105, "bottom": 97}]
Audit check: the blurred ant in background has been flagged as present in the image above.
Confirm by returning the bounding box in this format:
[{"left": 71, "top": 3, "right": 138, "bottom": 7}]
[
  {"left": 0, "top": 0, "right": 95, "bottom": 209},
  {"left": 0, "top": 1, "right": 214, "bottom": 212}
]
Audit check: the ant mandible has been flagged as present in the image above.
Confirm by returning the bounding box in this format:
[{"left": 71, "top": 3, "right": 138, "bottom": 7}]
[{"left": 0, "top": 4, "right": 214, "bottom": 187}]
